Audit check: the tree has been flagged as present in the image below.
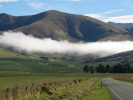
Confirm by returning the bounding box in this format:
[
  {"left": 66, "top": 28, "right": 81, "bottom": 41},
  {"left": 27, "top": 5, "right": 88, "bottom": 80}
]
[
  {"left": 110, "top": 63, "right": 133, "bottom": 73},
  {"left": 97, "top": 64, "right": 105, "bottom": 73},
  {"left": 105, "top": 64, "right": 112, "bottom": 73},
  {"left": 113, "top": 63, "right": 123, "bottom": 73},
  {"left": 83, "top": 65, "right": 89, "bottom": 73},
  {"left": 124, "top": 64, "right": 132, "bottom": 73},
  {"left": 90, "top": 65, "right": 95, "bottom": 73}
]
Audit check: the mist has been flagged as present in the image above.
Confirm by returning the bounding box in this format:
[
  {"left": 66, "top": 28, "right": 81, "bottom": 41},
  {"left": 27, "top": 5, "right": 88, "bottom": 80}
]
[{"left": 0, "top": 31, "right": 133, "bottom": 57}]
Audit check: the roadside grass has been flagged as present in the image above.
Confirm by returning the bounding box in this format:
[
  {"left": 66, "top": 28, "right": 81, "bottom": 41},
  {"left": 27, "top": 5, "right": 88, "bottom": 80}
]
[
  {"left": 0, "top": 72, "right": 126, "bottom": 90},
  {"left": 0, "top": 73, "right": 117, "bottom": 100},
  {"left": 83, "top": 80, "right": 114, "bottom": 100},
  {"left": 113, "top": 74, "right": 133, "bottom": 83},
  {"left": 0, "top": 73, "right": 113, "bottom": 90},
  {"left": 28, "top": 77, "right": 99, "bottom": 100},
  {"left": 0, "top": 73, "right": 91, "bottom": 89}
]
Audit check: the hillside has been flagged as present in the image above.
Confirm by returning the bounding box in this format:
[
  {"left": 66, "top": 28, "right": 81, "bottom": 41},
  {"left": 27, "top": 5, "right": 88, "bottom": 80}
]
[
  {"left": 0, "top": 48, "right": 82, "bottom": 72},
  {"left": 87, "top": 50, "right": 133, "bottom": 64},
  {"left": 0, "top": 10, "right": 132, "bottom": 42},
  {"left": 108, "top": 21, "right": 133, "bottom": 28}
]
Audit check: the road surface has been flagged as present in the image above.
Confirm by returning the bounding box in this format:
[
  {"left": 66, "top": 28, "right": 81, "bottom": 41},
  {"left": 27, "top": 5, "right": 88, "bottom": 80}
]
[{"left": 102, "top": 78, "right": 133, "bottom": 100}]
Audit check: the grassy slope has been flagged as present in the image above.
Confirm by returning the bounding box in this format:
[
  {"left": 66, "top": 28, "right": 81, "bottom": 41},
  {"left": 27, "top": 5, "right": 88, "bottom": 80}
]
[
  {"left": 0, "top": 48, "right": 40, "bottom": 59},
  {"left": 0, "top": 47, "right": 119, "bottom": 72},
  {"left": 0, "top": 48, "right": 23, "bottom": 58},
  {"left": 0, "top": 48, "right": 82, "bottom": 72},
  {"left": 89, "top": 50, "right": 133, "bottom": 64}
]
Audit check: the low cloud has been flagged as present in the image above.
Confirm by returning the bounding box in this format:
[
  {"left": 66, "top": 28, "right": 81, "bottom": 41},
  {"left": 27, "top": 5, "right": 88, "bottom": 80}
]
[{"left": 0, "top": 31, "right": 133, "bottom": 57}]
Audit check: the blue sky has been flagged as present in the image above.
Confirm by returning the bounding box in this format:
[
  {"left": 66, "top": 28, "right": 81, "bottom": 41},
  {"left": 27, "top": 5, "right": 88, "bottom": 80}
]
[{"left": 0, "top": 0, "right": 133, "bottom": 23}]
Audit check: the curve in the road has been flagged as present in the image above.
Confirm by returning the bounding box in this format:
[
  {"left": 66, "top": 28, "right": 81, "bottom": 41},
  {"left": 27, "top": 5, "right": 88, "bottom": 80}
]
[{"left": 102, "top": 78, "right": 133, "bottom": 100}]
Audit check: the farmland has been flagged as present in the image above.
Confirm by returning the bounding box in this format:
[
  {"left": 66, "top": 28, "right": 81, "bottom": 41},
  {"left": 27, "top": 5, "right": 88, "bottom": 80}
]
[{"left": 0, "top": 48, "right": 130, "bottom": 100}]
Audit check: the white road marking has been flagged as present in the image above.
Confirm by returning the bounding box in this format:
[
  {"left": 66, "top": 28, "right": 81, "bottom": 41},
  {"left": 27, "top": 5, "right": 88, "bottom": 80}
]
[{"left": 108, "top": 87, "right": 123, "bottom": 100}]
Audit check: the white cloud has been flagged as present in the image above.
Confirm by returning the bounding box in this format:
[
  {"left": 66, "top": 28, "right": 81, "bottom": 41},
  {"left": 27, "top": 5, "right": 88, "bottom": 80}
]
[
  {"left": 86, "top": 9, "right": 124, "bottom": 18},
  {"left": 0, "top": 31, "right": 133, "bottom": 58},
  {"left": 99, "top": 9, "right": 124, "bottom": 15},
  {"left": 85, "top": 14, "right": 103, "bottom": 19},
  {"left": 85, "top": 10, "right": 124, "bottom": 19},
  {"left": 0, "top": 0, "right": 18, "bottom": 2},
  {"left": 86, "top": 14, "right": 133, "bottom": 23},
  {"left": 103, "top": 15, "right": 133, "bottom": 23},
  {"left": 84, "top": 9, "right": 133, "bottom": 23},
  {"left": 28, "top": 2, "right": 45, "bottom": 9}
]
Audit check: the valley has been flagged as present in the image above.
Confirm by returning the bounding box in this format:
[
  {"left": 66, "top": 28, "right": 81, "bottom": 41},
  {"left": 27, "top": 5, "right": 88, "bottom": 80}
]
[{"left": 0, "top": 7, "right": 133, "bottom": 100}]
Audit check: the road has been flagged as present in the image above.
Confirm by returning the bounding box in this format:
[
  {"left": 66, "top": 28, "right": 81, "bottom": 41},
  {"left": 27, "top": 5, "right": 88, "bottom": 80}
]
[{"left": 102, "top": 78, "right": 133, "bottom": 100}]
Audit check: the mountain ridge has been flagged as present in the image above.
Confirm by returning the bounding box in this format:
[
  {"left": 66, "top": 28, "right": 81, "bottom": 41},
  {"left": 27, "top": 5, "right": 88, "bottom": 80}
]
[
  {"left": 86, "top": 50, "right": 133, "bottom": 64},
  {"left": 0, "top": 10, "right": 132, "bottom": 42}
]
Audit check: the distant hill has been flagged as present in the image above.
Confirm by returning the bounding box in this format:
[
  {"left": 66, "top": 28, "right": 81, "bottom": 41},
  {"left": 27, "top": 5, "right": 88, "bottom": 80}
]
[
  {"left": 87, "top": 50, "right": 133, "bottom": 64},
  {"left": 0, "top": 10, "right": 132, "bottom": 42},
  {"left": 108, "top": 21, "right": 133, "bottom": 28}
]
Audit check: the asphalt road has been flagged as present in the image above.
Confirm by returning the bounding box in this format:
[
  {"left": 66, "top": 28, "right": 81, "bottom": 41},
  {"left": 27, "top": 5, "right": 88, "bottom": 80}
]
[{"left": 102, "top": 78, "right": 133, "bottom": 100}]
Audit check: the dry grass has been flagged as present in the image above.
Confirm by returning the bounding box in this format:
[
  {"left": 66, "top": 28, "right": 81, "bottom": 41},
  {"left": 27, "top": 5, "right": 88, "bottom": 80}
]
[
  {"left": 113, "top": 74, "right": 133, "bottom": 83},
  {"left": 0, "top": 77, "right": 99, "bottom": 100}
]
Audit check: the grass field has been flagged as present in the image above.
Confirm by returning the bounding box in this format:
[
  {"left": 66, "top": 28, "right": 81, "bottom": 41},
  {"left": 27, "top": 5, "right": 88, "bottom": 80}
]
[
  {"left": 0, "top": 73, "right": 115, "bottom": 100},
  {"left": 0, "top": 58, "right": 83, "bottom": 73}
]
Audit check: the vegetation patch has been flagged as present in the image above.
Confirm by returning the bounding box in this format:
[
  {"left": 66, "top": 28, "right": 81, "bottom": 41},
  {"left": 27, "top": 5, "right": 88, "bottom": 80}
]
[
  {"left": 84, "top": 81, "right": 114, "bottom": 100},
  {"left": 113, "top": 74, "right": 133, "bottom": 83},
  {"left": 0, "top": 76, "right": 99, "bottom": 100},
  {"left": 0, "top": 58, "right": 82, "bottom": 73}
]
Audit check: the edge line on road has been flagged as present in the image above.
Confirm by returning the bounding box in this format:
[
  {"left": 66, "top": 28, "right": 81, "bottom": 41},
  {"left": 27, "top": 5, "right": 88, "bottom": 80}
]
[{"left": 108, "top": 87, "right": 123, "bottom": 100}]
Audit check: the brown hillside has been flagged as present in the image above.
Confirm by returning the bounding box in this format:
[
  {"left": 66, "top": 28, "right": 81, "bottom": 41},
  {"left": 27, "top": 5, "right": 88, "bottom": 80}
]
[
  {"left": 87, "top": 50, "right": 133, "bottom": 64},
  {"left": 0, "top": 10, "right": 132, "bottom": 42}
]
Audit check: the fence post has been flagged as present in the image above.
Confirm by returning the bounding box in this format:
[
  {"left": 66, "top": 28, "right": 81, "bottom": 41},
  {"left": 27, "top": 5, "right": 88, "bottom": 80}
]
[
  {"left": 101, "top": 82, "right": 103, "bottom": 89},
  {"left": 5, "top": 88, "right": 10, "bottom": 100}
]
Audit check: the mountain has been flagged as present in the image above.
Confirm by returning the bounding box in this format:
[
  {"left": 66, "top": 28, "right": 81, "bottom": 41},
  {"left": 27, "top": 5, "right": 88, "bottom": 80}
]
[
  {"left": 108, "top": 21, "right": 133, "bottom": 28},
  {"left": 0, "top": 10, "right": 132, "bottom": 42},
  {"left": 87, "top": 50, "right": 133, "bottom": 64}
]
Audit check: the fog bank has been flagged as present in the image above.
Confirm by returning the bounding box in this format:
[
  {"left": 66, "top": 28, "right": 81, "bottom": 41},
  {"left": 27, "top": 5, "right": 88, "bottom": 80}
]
[{"left": 0, "top": 31, "right": 133, "bottom": 57}]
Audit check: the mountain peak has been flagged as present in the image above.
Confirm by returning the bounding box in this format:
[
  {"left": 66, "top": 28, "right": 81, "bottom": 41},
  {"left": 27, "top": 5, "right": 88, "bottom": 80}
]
[
  {"left": 0, "top": 10, "right": 131, "bottom": 42},
  {"left": 0, "top": 13, "right": 13, "bottom": 17}
]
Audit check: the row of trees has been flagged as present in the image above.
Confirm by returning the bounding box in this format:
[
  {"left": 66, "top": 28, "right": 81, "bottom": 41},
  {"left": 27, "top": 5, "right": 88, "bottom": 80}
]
[{"left": 83, "top": 63, "right": 133, "bottom": 73}]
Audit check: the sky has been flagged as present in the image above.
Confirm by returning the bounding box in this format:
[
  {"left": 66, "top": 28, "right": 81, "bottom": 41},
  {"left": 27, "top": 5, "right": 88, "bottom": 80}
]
[{"left": 0, "top": 0, "right": 133, "bottom": 23}]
